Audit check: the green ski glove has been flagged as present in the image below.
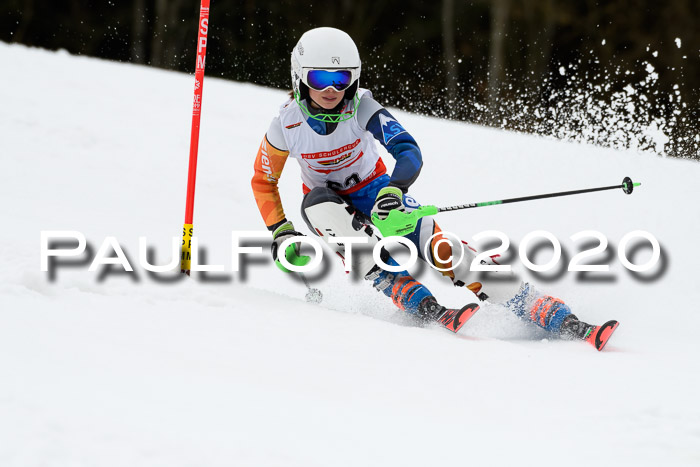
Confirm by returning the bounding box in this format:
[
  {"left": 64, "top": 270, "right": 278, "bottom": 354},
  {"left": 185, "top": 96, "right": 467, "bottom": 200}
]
[{"left": 271, "top": 221, "right": 311, "bottom": 273}]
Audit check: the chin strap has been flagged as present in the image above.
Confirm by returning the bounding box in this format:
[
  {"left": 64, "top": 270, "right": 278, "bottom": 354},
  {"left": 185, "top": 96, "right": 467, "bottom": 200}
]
[{"left": 295, "top": 91, "right": 359, "bottom": 124}]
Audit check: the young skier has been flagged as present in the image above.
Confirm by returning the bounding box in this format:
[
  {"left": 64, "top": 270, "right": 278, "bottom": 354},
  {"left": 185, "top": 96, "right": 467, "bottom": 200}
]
[{"left": 251, "top": 27, "right": 618, "bottom": 350}]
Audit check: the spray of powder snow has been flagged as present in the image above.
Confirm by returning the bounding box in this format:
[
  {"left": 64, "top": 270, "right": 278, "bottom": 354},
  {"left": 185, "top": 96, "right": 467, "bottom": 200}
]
[
  {"left": 538, "top": 61, "right": 674, "bottom": 156},
  {"left": 471, "top": 56, "right": 690, "bottom": 158},
  {"left": 378, "top": 46, "right": 696, "bottom": 159}
]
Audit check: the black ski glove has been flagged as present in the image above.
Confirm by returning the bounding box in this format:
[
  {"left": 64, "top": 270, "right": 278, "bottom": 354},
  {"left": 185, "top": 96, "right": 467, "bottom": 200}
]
[{"left": 371, "top": 186, "right": 406, "bottom": 220}]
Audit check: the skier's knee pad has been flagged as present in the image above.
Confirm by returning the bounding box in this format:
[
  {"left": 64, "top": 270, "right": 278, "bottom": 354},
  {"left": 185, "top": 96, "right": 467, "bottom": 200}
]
[
  {"left": 301, "top": 187, "right": 374, "bottom": 237},
  {"left": 300, "top": 187, "right": 345, "bottom": 232},
  {"left": 301, "top": 187, "right": 380, "bottom": 275}
]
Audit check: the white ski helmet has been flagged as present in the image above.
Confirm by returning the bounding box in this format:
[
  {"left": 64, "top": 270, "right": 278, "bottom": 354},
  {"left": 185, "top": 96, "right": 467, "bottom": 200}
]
[{"left": 291, "top": 27, "right": 361, "bottom": 104}]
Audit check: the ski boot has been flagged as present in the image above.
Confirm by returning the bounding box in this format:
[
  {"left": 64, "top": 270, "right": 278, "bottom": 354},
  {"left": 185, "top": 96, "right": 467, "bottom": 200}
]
[
  {"left": 418, "top": 296, "right": 480, "bottom": 333},
  {"left": 366, "top": 263, "right": 479, "bottom": 333},
  {"left": 560, "top": 315, "right": 619, "bottom": 351}
]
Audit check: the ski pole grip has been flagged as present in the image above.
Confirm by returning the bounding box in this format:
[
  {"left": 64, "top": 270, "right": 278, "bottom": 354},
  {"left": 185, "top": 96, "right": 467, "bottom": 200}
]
[{"left": 371, "top": 205, "right": 439, "bottom": 237}]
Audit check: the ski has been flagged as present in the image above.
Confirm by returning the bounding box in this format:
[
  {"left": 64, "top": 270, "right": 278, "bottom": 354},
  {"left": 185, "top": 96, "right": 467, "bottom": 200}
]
[
  {"left": 562, "top": 316, "right": 619, "bottom": 351},
  {"left": 583, "top": 320, "right": 619, "bottom": 351},
  {"left": 435, "top": 303, "right": 480, "bottom": 333}
]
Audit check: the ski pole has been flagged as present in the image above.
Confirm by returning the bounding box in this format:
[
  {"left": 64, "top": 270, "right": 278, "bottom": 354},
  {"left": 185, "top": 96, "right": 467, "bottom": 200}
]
[
  {"left": 372, "top": 177, "right": 641, "bottom": 237},
  {"left": 271, "top": 242, "right": 321, "bottom": 302}
]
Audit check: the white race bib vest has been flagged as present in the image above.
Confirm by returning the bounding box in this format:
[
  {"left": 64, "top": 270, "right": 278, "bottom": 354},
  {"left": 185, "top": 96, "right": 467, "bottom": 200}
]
[{"left": 277, "top": 89, "right": 383, "bottom": 193}]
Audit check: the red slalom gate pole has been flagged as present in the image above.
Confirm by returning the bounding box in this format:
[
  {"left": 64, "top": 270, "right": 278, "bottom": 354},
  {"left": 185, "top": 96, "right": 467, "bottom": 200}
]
[{"left": 181, "top": 0, "right": 211, "bottom": 274}]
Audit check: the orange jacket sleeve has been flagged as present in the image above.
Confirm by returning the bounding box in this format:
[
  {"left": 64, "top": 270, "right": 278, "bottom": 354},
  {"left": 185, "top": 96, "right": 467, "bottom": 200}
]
[{"left": 251, "top": 135, "right": 289, "bottom": 229}]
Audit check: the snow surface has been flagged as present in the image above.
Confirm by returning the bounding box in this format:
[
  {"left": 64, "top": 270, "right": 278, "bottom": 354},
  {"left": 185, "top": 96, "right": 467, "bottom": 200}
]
[{"left": 1, "top": 43, "right": 700, "bottom": 466}]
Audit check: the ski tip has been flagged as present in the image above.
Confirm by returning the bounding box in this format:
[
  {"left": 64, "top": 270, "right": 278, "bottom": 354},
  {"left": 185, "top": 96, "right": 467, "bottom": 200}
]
[
  {"left": 442, "top": 303, "right": 480, "bottom": 333},
  {"left": 586, "top": 320, "right": 619, "bottom": 351}
]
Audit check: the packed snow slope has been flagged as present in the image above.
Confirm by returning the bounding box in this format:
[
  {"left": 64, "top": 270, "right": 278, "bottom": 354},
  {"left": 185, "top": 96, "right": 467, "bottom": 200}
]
[{"left": 2, "top": 43, "right": 699, "bottom": 466}]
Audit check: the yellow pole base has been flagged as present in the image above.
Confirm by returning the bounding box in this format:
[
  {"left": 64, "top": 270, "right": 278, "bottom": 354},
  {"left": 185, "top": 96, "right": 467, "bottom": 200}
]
[{"left": 181, "top": 223, "right": 193, "bottom": 273}]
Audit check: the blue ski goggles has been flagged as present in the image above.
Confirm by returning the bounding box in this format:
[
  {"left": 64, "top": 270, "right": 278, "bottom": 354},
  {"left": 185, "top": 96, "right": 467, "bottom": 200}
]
[{"left": 303, "top": 69, "right": 358, "bottom": 92}]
